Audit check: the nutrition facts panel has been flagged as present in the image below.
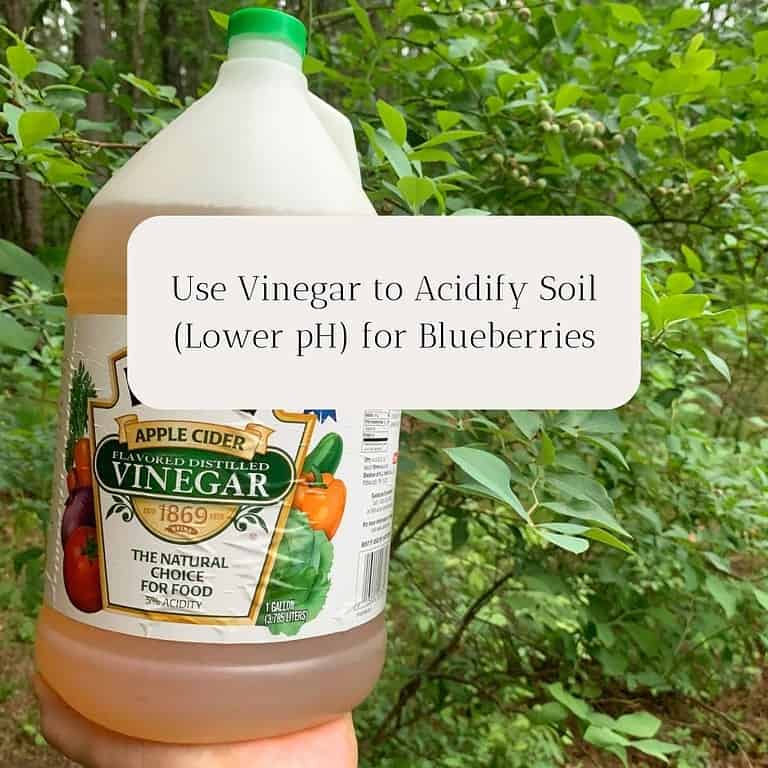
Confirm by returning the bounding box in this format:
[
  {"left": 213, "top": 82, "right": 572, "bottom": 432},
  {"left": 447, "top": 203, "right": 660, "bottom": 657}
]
[
  {"left": 355, "top": 409, "right": 401, "bottom": 610},
  {"left": 362, "top": 409, "right": 401, "bottom": 454}
]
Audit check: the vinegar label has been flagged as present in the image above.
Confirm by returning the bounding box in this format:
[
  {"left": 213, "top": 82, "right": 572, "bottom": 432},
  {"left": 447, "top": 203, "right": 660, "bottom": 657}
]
[{"left": 44, "top": 315, "right": 400, "bottom": 643}]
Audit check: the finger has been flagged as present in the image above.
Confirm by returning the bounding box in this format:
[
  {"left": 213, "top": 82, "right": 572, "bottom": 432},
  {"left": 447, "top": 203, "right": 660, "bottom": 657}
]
[
  {"left": 35, "top": 674, "right": 147, "bottom": 768},
  {"left": 34, "top": 674, "right": 99, "bottom": 766},
  {"left": 35, "top": 673, "right": 357, "bottom": 768},
  {"left": 223, "top": 714, "right": 358, "bottom": 768}
]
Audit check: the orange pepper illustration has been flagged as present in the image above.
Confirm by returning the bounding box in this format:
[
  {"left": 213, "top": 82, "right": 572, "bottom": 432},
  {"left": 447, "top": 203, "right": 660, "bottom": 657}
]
[{"left": 294, "top": 472, "right": 346, "bottom": 540}]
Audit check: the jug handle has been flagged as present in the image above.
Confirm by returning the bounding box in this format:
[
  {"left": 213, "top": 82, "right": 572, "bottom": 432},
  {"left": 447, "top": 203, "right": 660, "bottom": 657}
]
[{"left": 308, "top": 93, "right": 363, "bottom": 184}]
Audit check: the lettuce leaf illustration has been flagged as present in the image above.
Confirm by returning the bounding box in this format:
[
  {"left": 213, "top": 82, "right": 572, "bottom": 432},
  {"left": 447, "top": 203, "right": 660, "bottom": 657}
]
[{"left": 258, "top": 508, "right": 333, "bottom": 636}]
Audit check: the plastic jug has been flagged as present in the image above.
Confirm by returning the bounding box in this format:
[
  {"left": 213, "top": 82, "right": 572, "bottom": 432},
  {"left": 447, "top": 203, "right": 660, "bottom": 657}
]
[{"left": 36, "top": 7, "right": 399, "bottom": 743}]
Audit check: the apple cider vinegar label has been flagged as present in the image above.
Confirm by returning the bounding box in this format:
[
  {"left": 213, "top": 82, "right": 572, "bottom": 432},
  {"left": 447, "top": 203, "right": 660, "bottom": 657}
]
[{"left": 44, "top": 315, "right": 400, "bottom": 643}]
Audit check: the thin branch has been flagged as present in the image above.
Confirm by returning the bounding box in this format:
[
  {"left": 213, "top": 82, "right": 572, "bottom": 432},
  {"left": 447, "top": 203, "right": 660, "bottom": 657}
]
[
  {"left": 390, "top": 472, "right": 445, "bottom": 553},
  {"left": 367, "top": 565, "right": 518, "bottom": 747},
  {"left": 0, "top": 136, "right": 140, "bottom": 150}
]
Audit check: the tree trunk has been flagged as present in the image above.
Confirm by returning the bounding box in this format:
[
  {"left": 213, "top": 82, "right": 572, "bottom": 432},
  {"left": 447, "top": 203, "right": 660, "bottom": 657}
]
[
  {"left": 74, "top": 0, "right": 107, "bottom": 121},
  {"left": 1, "top": 0, "right": 24, "bottom": 32},
  {"left": 19, "top": 178, "right": 44, "bottom": 251},
  {"left": 158, "top": 0, "right": 183, "bottom": 96},
  {"left": 1, "top": 0, "right": 45, "bottom": 253},
  {"left": 132, "top": 0, "right": 149, "bottom": 77}
]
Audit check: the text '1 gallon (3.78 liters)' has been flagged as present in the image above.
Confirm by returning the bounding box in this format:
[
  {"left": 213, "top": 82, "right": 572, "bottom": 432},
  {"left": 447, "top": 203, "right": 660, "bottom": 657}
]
[{"left": 35, "top": 7, "right": 400, "bottom": 743}]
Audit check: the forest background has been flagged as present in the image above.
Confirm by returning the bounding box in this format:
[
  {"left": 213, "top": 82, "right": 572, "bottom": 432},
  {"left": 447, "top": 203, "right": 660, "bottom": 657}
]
[{"left": 0, "top": 0, "right": 767, "bottom": 766}]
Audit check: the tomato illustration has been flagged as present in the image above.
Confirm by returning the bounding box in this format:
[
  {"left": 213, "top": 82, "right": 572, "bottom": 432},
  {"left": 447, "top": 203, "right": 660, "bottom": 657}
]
[{"left": 63, "top": 526, "right": 102, "bottom": 613}]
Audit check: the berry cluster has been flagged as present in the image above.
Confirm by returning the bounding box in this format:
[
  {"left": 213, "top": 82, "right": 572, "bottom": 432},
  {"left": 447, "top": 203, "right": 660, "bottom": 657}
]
[{"left": 490, "top": 153, "right": 547, "bottom": 188}]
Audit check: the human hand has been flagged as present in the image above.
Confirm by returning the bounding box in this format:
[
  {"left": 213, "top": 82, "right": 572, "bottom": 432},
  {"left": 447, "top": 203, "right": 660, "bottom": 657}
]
[{"left": 35, "top": 675, "right": 358, "bottom": 768}]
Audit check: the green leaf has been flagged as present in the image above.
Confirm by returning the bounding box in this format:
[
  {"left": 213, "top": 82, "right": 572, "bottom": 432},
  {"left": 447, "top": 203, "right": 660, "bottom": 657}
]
[
  {"left": 18, "top": 110, "right": 60, "bottom": 148},
  {"left": 0, "top": 314, "right": 38, "bottom": 351},
  {"left": 436, "top": 110, "right": 463, "bottom": 131},
  {"left": 666, "top": 272, "right": 694, "bottom": 294},
  {"left": 7, "top": 43, "right": 37, "bottom": 80},
  {"left": 547, "top": 473, "right": 614, "bottom": 511},
  {"left": 744, "top": 150, "right": 768, "bottom": 184},
  {"left": 555, "top": 83, "right": 584, "bottom": 111},
  {"left": 703, "top": 348, "right": 731, "bottom": 383},
  {"left": 586, "top": 436, "right": 629, "bottom": 470},
  {"left": 723, "top": 66, "right": 753, "bottom": 87},
  {"left": 508, "top": 410, "right": 541, "bottom": 439},
  {"left": 687, "top": 118, "right": 732, "bottom": 140},
  {"left": 631, "top": 739, "right": 682, "bottom": 762},
  {"left": 705, "top": 574, "right": 738, "bottom": 619},
  {"left": 408, "top": 149, "right": 455, "bottom": 164},
  {"left": 369, "top": 126, "right": 412, "bottom": 179},
  {"left": 303, "top": 55, "right": 325, "bottom": 75},
  {"left": 528, "top": 702, "right": 569, "bottom": 725},
  {"left": 656, "top": 293, "right": 709, "bottom": 327},
  {"left": 538, "top": 432, "right": 556, "bottom": 466},
  {"left": 584, "top": 725, "right": 631, "bottom": 748},
  {"left": 547, "top": 683, "right": 591, "bottom": 719},
  {"left": 608, "top": 3, "right": 646, "bottom": 25},
  {"left": 637, "top": 124, "right": 667, "bottom": 147},
  {"left": 417, "top": 130, "right": 483, "bottom": 149},
  {"left": 540, "top": 530, "right": 589, "bottom": 553},
  {"left": 36, "top": 60, "right": 68, "bottom": 79},
  {"left": 209, "top": 9, "right": 229, "bottom": 29},
  {"left": 397, "top": 176, "right": 435, "bottom": 212},
  {"left": 614, "top": 712, "right": 661, "bottom": 738},
  {"left": 755, "top": 30, "right": 768, "bottom": 57},
  {"left": 651, "top": 69, "right": 692, "bottom": 97},
  {"left": 0, "top": 240, "right": 53, "bottom": 290},
  {"left": 666, "top": 8, "right": 702, "bottom": 30},
  {"left": 445, "top": 446, "right": 527, "bottom": 520},
  {"left": 347, "top": 0, "right": 376, "bottom": 41},
  {"left": 541, "top": 501, "right": 629, "bottom": 538},
  {"left": 584, "top": 528, "right": 633, "bottom": 554},
  {"left": 752, "top": 587, "right": 768, "bottom": 610},
  {"left": 681, "top": 244, "right": 703, "bottom": 274},
  {"left": 377, "top": 100, "right": 408, "bottom": 146}
]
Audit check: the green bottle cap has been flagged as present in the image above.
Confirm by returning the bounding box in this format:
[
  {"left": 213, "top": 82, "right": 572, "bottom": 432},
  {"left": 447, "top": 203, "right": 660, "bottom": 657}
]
[{"left": 227, "top": 8, "right": 307, "bottom": 58}]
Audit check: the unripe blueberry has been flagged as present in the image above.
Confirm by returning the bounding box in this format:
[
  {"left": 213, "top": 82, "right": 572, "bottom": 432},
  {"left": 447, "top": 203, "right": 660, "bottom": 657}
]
[
  {"left": 550, "top": 123, "right": 560, "bottom": 134},
  {"left": 611, "top": 133, "right": 625, "bottom": 146},
  {"left": 511, "top": 168, "right": 521, "bottom": 179},
  {"left": 578, "top": 112, "right": 591, "bottom": 123},
  {"left": 596, "top": 161, "right": 607, "bottom": 172},
  {"left": 519, "top": 7, "right": 532, "bottom": 21},
  {"left": 471, "top": 13, "right": 485, "bottom": 27},
  {"left": 673, "top": 195, "right": 683, "bottom": 203},
  {"left": 568, "top": 119, "right": 584, "bottom": 135},
  {"left": 657, "top": 186, "right": 668, "bottom": 196},
  {"left": 536, "top": 178, "right": 548, "bottom": 188},
  {"left": 520, "top": 175, "right": 531, "bottom": 187},
  {"left": 594, "top": 121, "right": 606, "bottom": 136},
  {"left": 459, "top": 11, "right": 472, "bottom": 25},
  {"left": 540, "top": 103, "right": 555, "bottom": 119},
  {"left": 512, "top": 0, "right": 524, "bottom": 7},
  {"left": 681, "top": 183, "right": 691, "bottom": 195},
  {"left": 485, "top": 10, "right": 498, "bottom": 24},
  {"left": 507, "top": 156, "right": 518, "bottom": 168},
  {"left": 491, "top": 152, "right": 505, "bottom": 165},
  {"left": 582, "top": 123, "right": 596, "bottom": 138},
  {"left": 539, "top": 120, "right": 552, "bottom": 132},
  {"left": 715, "top": 163, "right": 726, "bottom": 174},
  {"left": 589, "top": 138, "right": 604, "bottom": 151},
  {"left": 520, "top": 163, "right": 529, "bottom": 173}
]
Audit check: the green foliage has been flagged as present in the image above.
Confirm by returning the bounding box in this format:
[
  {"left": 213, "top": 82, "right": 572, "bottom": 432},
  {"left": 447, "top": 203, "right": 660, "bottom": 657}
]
[
  {"left": 258, "top": 508, "right": 333, "bottom": 636},
  {"left": 0, "top": 0, "right": 767, "bottom": 765}
]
